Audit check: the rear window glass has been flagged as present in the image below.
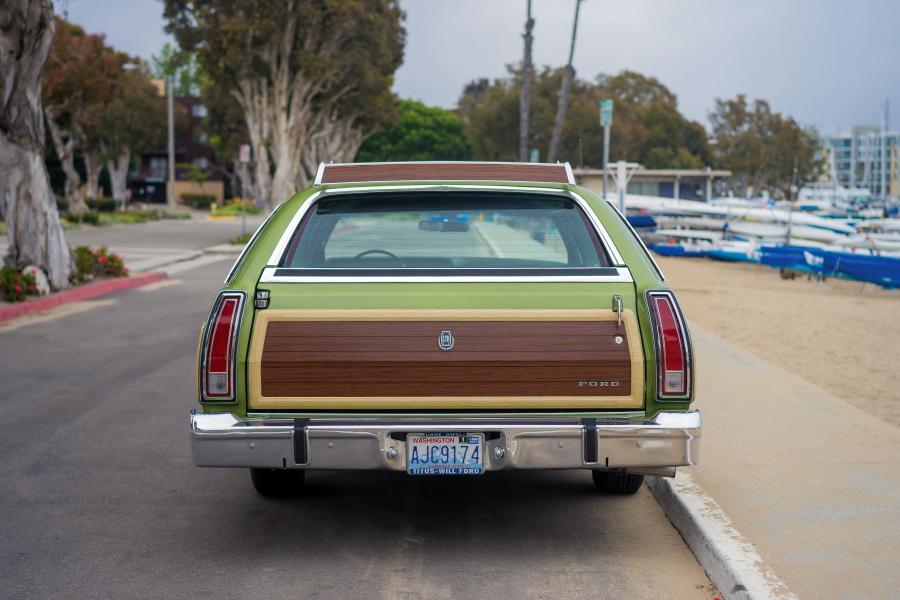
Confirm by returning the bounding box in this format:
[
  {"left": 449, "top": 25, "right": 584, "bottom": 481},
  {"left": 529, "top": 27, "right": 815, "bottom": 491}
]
[{"left": 281, "top": 192, "right": 610, "bottom": 272}]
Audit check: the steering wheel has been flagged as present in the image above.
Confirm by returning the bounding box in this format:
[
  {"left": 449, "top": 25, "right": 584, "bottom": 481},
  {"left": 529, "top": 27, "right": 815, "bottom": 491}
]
[{"left": 353, "top": 249, "right": 406, "bottom": 268}]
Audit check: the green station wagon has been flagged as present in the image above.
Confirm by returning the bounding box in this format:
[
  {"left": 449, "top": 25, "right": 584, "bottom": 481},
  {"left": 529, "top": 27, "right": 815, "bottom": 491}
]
[{"left": 190, "top": 162, "right": 700, "bottom": 497}]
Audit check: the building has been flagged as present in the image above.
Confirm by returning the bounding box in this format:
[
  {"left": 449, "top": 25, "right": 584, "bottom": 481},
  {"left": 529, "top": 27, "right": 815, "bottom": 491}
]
[
  {"left": 573, "top": 167, "right": 732, "bottom": 201},
  {"left": 128, "top": 81, "right": 227, "bottom": 205},
  {"left": 821, "top": 127, "right": 900, "bottom": 199}
]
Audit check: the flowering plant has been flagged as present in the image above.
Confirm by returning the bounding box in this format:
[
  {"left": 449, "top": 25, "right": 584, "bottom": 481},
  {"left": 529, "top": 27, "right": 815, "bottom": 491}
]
[
  {"left": 74, "top": 246, "right": 128, "bottom": 282},
  {"left": 0, "top": 267, "right": 38, "bottom": 303}
]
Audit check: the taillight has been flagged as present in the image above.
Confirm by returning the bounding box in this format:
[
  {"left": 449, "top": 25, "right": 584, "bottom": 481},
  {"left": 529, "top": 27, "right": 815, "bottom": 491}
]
[
  {"left": 201, "top": 291, "right": 245, "bottom": 401},
  {"left": 646, "top": 290, "right": 692, "bottom": 399}
]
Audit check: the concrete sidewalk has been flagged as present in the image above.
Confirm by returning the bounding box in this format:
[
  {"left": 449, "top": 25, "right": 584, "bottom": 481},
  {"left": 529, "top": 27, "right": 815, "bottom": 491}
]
[{"left": 687, "top": 322, "right": 900, "bottom": 598}]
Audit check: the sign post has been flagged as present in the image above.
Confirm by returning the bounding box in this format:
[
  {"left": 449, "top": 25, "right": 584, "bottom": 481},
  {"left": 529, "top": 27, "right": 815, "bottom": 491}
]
[
  {"left": 599, "top": 99, "right": 613, "bottom": 200},
  {"left": 238, "top": 144, "right": 251, "bottom": 237}
]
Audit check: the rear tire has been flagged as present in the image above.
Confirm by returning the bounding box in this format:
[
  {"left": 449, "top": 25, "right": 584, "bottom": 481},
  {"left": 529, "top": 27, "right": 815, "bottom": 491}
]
[
  {"left": 250, "top": 468, "right": 306, "bottom": 497},
  {"left": 592, "top": 470, "right": 643, "bottom": 495}
]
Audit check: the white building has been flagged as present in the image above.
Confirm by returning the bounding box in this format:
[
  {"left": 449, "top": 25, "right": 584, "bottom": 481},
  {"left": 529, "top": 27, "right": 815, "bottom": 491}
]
[{"left": 821, "top": 127, "right": 900, "bottom": 199}]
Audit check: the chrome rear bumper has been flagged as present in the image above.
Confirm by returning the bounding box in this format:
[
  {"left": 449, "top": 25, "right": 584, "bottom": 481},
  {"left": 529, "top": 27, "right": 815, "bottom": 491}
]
[{"left": 189, "top": 410, "right": 700, "bottom": 473}]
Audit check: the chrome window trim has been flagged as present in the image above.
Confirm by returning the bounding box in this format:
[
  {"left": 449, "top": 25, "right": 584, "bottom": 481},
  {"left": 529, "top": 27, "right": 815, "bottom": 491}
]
[
  {"left": 224, "top": 202, "right": 285, "bottom": 285},
  {"left": 607, "top": 199, "right": 666, "bottom": 281},
  {"left": 265, "top": 184, "right": 627, "bottom": 280},
  {"left": 313, "top": 162, "right": 327, "bottom": 186},
  {"left": 645, "top": 289, "right": 693, "bottom": 401},
  {"left": 259, "top": 266, "right": 634, "bottom": 284},
  {"left": 199, "top": 291, "right": 246, "bottom": 404}
]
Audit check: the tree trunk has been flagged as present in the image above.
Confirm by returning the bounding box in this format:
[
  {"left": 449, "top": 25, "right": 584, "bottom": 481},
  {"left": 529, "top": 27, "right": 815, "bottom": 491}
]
[
  {"left": 0, "top": 0, "right": 71, "bottom": 289},
  {"left": 106, "top": 148, "right": 131, "bottom": 209},
  {"left": 518, "top": 1, "right": 534, "bottom": 162},
  {"left": 83, "top": 151, "right": 103, "bottom": 199},
  {"left": 44, "top": 107, "right": 87, "bottom": 214},
  {"left": 547, "top": 0, "right": 583, "bottom": 164}
]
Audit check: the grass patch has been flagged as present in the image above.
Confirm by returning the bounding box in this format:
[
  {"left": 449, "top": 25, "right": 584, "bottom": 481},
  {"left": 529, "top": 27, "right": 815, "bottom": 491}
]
[
  {"left": 213, "top": 204, "right": 263, "bottom": 217},
  {"left": 231, "top": 232, "right": 252, "bottom": 245}
]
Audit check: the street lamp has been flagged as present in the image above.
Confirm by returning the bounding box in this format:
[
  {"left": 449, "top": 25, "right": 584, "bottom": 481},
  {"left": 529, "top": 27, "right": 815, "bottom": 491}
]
[{"left": 167, "top": 74, "right": 175, "bottom": 207}]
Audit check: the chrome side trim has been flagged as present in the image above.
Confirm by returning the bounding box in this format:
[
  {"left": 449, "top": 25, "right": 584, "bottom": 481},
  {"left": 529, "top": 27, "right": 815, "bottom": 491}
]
[
  {"left": 563, "top": 162, "right": 575, "bottom": 185},
  {"left": 190, "top": 410, "right": 701, "bottom": 471},
  {"left": 224, "top": 203, "right": 284, "bottom": 285},
  {"left": 608, "top": 200, "right": 666, "bottom": 281},
  {"left": 264, "top": 184, "right": 627, "bottom": 277},
  {"left": 266, "top": 191, "right": 322, "bottom": 266},
  {"left": 258, "top": 266, "right": 634, "bottom": 284}
]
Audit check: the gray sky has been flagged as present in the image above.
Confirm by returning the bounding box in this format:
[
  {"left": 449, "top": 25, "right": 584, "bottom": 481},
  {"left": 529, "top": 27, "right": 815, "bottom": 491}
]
[{"left": 62, "top": 0, "right": 899, "bottom": 134}]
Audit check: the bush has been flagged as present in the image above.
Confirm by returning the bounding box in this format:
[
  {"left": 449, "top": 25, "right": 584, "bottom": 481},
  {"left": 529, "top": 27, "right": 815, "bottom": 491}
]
[
  {"left": 86, "top": 197, "right": 117, "bottom": 213},
  {"left": 181, "top": 194, "right": 215, "bottom": 209},
  {"left": 73, "top": 246, "right": 128, "bottom": 283},
  {"left": 162, "top": 211, "right": 191, "bottom": 220},
  {"left": 0, "top": 267, "right": 39, "bottom": 303},
  {"left": 213, "top": 204, "right": 263, "bottom": 216},
  {"left": 231, "top": 232, "right": 252, "bottom": 245},
  {"left": 56, "top": 196, "right": 69, "bottom": 213},
  {"left": 67, "top": 211, "right": 101, "bottom": 226}
]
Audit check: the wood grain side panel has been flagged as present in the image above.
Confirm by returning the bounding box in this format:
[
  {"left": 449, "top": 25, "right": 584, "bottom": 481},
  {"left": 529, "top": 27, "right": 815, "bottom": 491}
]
[
  {"left": 320, "top": 163, "right": 570, "bottom": 184},
  {"left": 247, "top": 309, "right": 645, "bottom": 410}
]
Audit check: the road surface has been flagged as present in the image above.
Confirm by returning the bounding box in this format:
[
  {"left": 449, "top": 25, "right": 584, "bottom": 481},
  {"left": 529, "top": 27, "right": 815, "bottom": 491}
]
[{"left": 0, "top": 223, "right": 714, "bottom": 599}]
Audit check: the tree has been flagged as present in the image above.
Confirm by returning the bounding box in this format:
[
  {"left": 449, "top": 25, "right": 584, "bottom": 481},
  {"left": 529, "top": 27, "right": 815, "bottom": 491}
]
[
  {"left": 356, "top": 100, "right": 471, "bottom": 162},
  {"left": 0, "top": 0, "right": 71, "bottom": 289},
  {"left": 518, "top": 0, "right": 534, "bottom": 162},
  {"left": 151, "top": 42, "right": 207, "bottom": 96},
  {"left": 43, "top": 18, "right": 120, "bottom": 213},
  {"left": 547, "top": 0, "right": 584, "bottom": 163},
  {"left": 87, "top": 65, "right": 166, "bottom": 206},
  {"left": 710, "top": 95, "right": 820, "bottom": 197},
  {"left": 458, "top": 68, "right": 711, "bottom": 169},
  {"left": 163, "top": 0, "right": 405, "bottom": 208}
]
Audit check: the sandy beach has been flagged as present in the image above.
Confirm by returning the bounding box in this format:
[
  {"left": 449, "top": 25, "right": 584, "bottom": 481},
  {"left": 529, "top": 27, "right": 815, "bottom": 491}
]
[{"left": 657, "top": 256, "right": 900, "bottom": 427}]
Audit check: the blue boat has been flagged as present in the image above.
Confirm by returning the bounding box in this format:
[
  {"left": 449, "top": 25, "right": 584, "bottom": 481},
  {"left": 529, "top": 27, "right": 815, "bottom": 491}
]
[
  {"left": 648, "top": 242, "right": 707, "bottom": 258},
  {"left": 758, "top": 244, "right": 900, "bottom": 288}
]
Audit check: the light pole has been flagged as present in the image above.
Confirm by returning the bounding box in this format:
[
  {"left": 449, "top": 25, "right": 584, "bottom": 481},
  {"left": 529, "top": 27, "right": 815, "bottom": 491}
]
[{"left": 167, "top": 74, "right": 175, "bottom": 207}]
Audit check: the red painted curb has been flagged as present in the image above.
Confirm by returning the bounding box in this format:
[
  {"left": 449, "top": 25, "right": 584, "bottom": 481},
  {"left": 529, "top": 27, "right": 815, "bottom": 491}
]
[{"left": 0, "top": 272, "right": 168, "bottom": 323}]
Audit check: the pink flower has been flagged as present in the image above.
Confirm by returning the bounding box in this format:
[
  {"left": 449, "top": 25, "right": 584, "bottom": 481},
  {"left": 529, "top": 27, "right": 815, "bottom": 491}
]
[
  {"left": 14, "top": 285, "right": 22, "bottom": 293},
  {"left": 98, "top": 256, "right": 108, "bottom": 263}
]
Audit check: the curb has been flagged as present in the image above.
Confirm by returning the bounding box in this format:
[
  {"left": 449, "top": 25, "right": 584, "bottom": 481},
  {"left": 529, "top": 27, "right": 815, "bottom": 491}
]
[
  {"left": 0, "top": 272, "right": 167, "bottom": 323},
  {"left": 647, "top": 472, "right": 797, "bottom": 600}
]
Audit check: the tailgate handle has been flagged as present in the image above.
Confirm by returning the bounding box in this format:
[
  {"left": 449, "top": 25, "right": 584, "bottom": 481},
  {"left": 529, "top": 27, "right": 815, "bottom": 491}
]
[{"left": 612, "top": 294, "right": 623, "bottom": 327}]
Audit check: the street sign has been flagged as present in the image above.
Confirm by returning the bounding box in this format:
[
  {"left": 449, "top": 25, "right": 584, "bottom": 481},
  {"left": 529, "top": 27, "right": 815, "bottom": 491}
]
[
  {"left": 600, "top": 99, "right": 613, "bottom": 127},
  {"left": 239, "top": 144, "right": 251, "bottom": 163}
]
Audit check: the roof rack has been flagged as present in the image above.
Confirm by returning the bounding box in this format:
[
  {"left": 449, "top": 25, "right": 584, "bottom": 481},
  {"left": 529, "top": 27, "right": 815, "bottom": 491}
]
[{"left": 314, "top": 161, "right": 575, "bottom": 186}]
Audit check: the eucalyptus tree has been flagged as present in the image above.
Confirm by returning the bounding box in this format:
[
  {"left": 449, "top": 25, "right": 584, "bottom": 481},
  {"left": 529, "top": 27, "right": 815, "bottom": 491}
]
[
  {"left": 0, "top": 0, "right": 71, "bottom": 289},
  {"left": 163, "top": 0, "right": 405, "bottom": 207},
  {"left": 547, "top": 0, "right": 584, "bottom": 163}
]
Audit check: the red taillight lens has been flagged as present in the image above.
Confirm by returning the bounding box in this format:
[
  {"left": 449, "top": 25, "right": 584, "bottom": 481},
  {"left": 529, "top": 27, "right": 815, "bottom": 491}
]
[
  {"left": 202, "top": 292, "right": 244, "bottom": 401},
  {"left": 647, "top": 290, "right": 691, "bottom": 399}
]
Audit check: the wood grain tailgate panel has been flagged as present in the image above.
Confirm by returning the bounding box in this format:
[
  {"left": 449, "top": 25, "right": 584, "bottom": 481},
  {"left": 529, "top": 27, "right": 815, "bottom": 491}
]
[
  {"left": 259, "top": 320, "right": 631, "bottom": 398},
  {"left": 319, "top": 162, "right": 570, "bottom": 184}
]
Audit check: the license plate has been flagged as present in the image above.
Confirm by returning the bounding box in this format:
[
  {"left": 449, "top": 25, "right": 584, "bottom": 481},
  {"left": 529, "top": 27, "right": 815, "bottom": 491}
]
[{"left": 407, "top": 432, "right": 484, "bottom": 475}]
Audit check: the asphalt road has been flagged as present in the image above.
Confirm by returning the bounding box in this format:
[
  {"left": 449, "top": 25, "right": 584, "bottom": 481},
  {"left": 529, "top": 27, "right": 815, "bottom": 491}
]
[{"left": 0, "top": 231, "right": 714, "bottom": 599}]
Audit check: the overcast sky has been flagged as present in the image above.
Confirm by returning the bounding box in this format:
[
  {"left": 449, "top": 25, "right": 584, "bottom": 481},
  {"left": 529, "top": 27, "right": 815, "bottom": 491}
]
[{"left": 61, "top": 0, "right": 899, "bottom": 134}]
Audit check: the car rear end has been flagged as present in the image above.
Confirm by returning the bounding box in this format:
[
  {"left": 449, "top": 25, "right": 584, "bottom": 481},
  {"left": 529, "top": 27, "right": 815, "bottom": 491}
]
[{"left": 190, "top": 162, "right": 700, "bottom": 495}]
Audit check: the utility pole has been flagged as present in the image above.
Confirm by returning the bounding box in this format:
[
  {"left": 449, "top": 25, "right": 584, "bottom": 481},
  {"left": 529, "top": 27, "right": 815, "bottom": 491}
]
[
  {"left": 518, "top": 0, "right": 534, "bottom": 162},
  {"left": 547, "top": 0, "right": 584, "bottom": 163},
  {"left": 166, "top": 74, "right": 176, "bottom": 207},
  {"left": 600, "top": 99, "right": 613, "bottom": 199},
  {"left": 881, "top": 101, "right": 888, "bottom": 198}
]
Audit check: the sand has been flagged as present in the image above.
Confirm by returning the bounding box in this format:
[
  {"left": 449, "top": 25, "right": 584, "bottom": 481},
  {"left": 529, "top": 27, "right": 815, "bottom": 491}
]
[{"left": 656, "top": 256, "right": 900, "bottom": 427}]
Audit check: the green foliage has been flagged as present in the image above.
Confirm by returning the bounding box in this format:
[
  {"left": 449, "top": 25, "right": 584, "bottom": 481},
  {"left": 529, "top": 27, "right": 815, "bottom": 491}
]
[
  {"left": 357, "top": 100, "right": 471, "bottom": 162},
  {"left": 458, "top": 68, "right": 711, "bottom": 169},
  {"left": 73, "top": 246, "right": 128, "bottom": 283},
  {"left": 0, "top": 268, "right": 38, "bottom": 303},
  {"left": 180, "top": 193, "right": 215, "bottom": 209},
  {"left": 64, "top": 211, "right": 101, "bottom": 226},
  {"left": 212, "top": 204, "right": 263, "bottom": 217},
  {"left": 710, "top": 95, "right": 821, "bottom": 197},
  {"left": 231, "top": 233, "right": 252, "bottom": 245},
  {"left": 151, "top": 42, "right": 207, "bottom": 96},
  {"left": 85, "top": 197, "right": 116, "bottom": 213}
]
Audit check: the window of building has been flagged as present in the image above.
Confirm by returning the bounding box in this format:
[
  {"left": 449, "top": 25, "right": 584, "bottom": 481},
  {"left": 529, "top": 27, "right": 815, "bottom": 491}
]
[
  {"left": 149, "top": 157, "right": 167, "bottom": 180},
  {"left": 192, "top": 104, "right": 208, "bottom": 118},
  {"left": 193, "top": 157, "right": 209, "bottom": 170}
]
